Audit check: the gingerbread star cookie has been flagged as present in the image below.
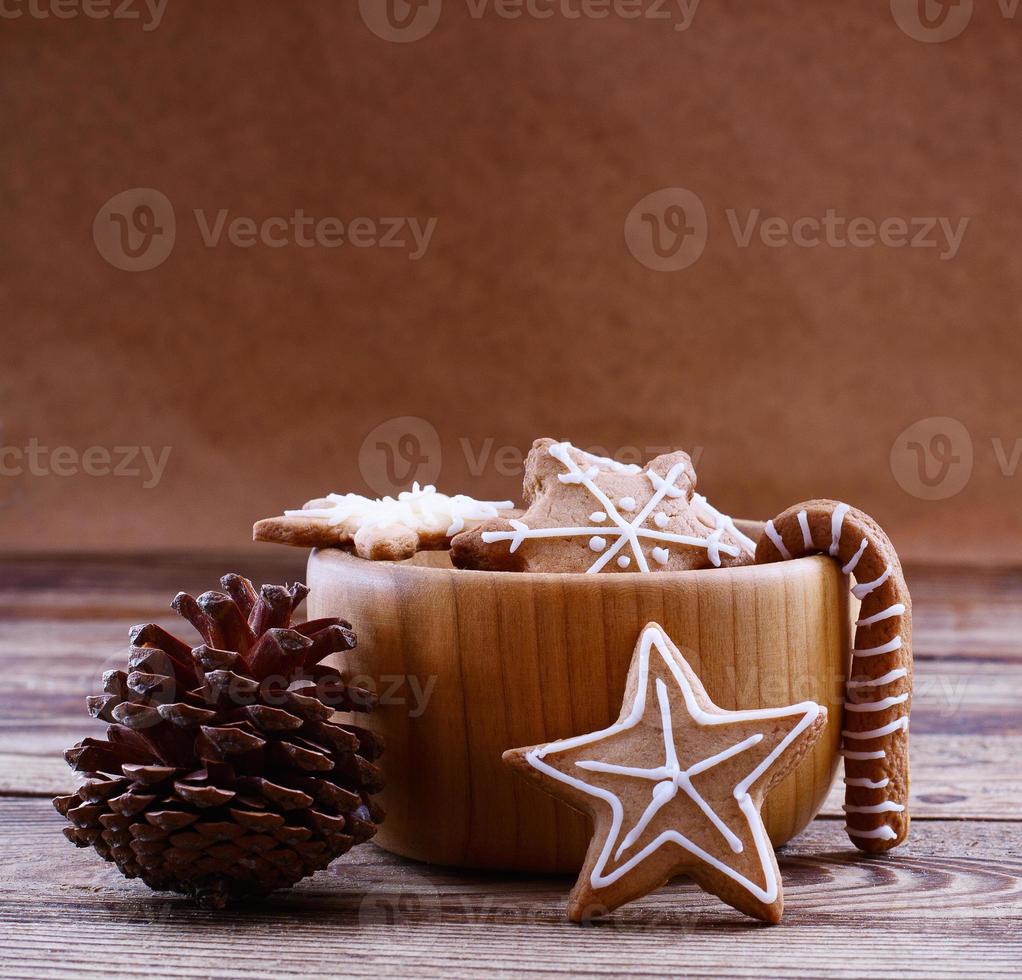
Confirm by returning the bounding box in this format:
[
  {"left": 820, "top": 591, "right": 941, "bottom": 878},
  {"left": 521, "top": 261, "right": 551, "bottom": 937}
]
[
  {"left": 503, "top": 624, "right": 827, "bottom": 923},
  {"left": 451, "top": 439, "right": 756, "bottom": 573},
  {"left": 254, "top": 483, "right": 515, "bottom": 561}
]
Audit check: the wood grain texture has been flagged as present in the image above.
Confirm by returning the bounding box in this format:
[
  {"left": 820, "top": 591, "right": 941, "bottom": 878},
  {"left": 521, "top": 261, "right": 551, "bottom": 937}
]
[
  {"left": 0, "top": 800, "right": 1019, "bottom": 979},
  {"left": 306, "top": 549, "right": 849, "bottom": 871},
  {"left": 0, "top": 554, "right": 1019, "bottom": 977}
]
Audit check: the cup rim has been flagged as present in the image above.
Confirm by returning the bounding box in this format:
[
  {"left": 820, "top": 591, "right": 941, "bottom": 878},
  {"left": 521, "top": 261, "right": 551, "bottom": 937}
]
[{"left": 308, "top": 520, "right": 840, "bottom": 587}]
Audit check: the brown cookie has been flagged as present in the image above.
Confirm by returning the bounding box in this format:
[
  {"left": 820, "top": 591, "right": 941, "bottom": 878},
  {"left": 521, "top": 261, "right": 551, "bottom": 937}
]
[
  {"left": 756, "top": 500, "right": 912, "bottom": 853},
  {"left": 452, "top": 439, "right": 756, "bottom": 573},
  {"left": 254, "top": 484, "right": 515, "bottom": 561},
  {"left": 503, "top": 623, "right": 827, "bottom": 924}
]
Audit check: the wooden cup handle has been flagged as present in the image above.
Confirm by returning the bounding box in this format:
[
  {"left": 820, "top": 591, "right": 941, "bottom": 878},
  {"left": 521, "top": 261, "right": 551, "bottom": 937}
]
[{"left": 756, "top": 500, "right": 911, "bottom": 853}]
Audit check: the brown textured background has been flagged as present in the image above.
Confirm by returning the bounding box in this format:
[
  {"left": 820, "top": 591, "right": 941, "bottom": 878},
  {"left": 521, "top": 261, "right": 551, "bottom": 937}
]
[{"left": 2, "top": 0, "right": 1019, "bottom": 562}]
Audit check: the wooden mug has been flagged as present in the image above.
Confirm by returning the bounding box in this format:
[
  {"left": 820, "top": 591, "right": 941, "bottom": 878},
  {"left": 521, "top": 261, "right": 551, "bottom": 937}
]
[{"left": 306, "top": 529, "right": 850, "bottom": 873}]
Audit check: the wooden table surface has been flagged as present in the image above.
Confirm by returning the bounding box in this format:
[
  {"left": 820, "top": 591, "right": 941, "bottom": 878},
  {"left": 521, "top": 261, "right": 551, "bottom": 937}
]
[{"left": 1, "top": 554, "right": 1020, "bottom": 979}]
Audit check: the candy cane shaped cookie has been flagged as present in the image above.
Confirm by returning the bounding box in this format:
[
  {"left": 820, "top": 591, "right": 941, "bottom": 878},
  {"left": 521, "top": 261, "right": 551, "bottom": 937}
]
[{"left": 756, "top": 500, "right": 911, "bottom": 853}]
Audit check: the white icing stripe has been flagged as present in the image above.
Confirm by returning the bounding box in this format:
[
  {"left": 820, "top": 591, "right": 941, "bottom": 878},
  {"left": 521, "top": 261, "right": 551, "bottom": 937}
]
[
  {"left": 526, "top": 625, "right": 822, "bottom": 903},
  {"left": 842, "top": 538, "right": 868, "bottom": 575},
  {"left": 844, "top": 777, "right": 890, "bottom": 788},
  {"left": 844, "top": 694, "right": 909, "bottom": 712},
  {"left": 705, "top": 529, "right": 724, "bottom": 568},
  {"left": 764, "top": 520, "right": 791, "bottom": 560},
  {"left": 797, "top": 510, "right": 813, "bottom": 549},
  {"left": 481, "top": 443, "right": 743, "bottom": 574},
  {"left": 569, "top": 446, "right": 643, "bottom": 475},
  {"left": 846, "top": 826, "right": 898, "bottom": 841},
  {"left": 852, "top": 565, "right": 892, "bottom": 600},
  {"left": 692, "top": 494, "right": 757, "bottom": 558},
  {"left": 841, "top": 749, "right": 886, "bottom": 760},
  {"left": 842, "top": 717, "right": 909, "bottom": 740},
  {"left": 856, "top": 603, "right": 906, "bottom": 627},
  {"left": 852, "top": 636, "right": 903, "bottom": 658},
  {"left": 843, "top": 801, "right": 905, "bottom": 814},
  {"left": 846, "top": 668, "right": 908, "bottom": 689},
  {"left": 829, "top": 503, "right": 850, "bottom": 557}
]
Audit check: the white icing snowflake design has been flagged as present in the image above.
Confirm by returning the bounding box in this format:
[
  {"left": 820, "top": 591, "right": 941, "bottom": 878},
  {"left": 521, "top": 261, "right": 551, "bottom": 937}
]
[{"left": 481, "top": 442, "right": 756, "bottom": 574}]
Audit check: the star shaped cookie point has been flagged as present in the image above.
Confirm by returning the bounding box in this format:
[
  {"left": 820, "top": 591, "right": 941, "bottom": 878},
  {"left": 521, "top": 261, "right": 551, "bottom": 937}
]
[{"left": 502, "top": 622, "right": 828, "bottom": 924}]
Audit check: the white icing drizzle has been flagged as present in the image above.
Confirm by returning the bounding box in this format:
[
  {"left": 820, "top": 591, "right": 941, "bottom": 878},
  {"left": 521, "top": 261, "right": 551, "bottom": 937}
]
[
  {"left": 829, "top": 503, "right": 850, "bottom": 556},
  {"left": 706, "top": 530, "right": 724, "bottom": 568},
  {"left": 844, "top": 777, "right": 890, "bottom": 788},
  {"left": 289, "top": 483, "right": 514, "bottom": 538},
  {"left": 844, "top": 694, "right": 909, "bottom": 712},
  {"left": 480, "top": 442, "right": 740, "bottom": 573},
  {"left": 691, "top": 494, "right": 758, "bottom": 558},
  {"left": 796, "top": 510, "right": 813, "bottom": 550},
  {"left": 647, "top": 469, "right": 687, "bottom": 499},
  {"left": 852, "top": 565, "right": 892, "bottom": 600},
  {"left": 580, "top": 680, "right": 757, "bottom": 859},
  {"left": 589, "top": 536, "right": 607, "bottom": 553},
  {"left": 568, "top": 448, "right": 644, "bottom": 475},
  {"left": 846, "top": 668, "right": 908, "bottom": 689},
  {"left": 763, "top": 520, "right": 791, "bottom": 560},
  {"left": 842, "top": 538, "right": 868, "bottom": 575},
  {"left": 856, "top": 603, "right": 906, "bottom": 627},
  {"left": 841, "top": 717, "right": 909, "bottom": 740},
  {"left": 841, "top": 749, "right": 886, "bottom": 760},
  {"left": 846, "top": 826, "right": 898, "bottom": 841},
  {"left": 525, "top": 625, "right": 822, "bottom": 902},
  {"left": 852, "top": 636, "right": 904, "bottom": 658},
  {"left": 843, "top": 801, "right": 905, "bottom": 814}
]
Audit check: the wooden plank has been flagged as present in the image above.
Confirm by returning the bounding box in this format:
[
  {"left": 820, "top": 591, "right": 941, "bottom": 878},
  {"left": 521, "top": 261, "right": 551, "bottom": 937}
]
[
  {"left": 0, "top": 755, "right": 67, "bottom": 797},
  {"left": 909, "top": 564, "right": 1022, "bottom": 661},
  {"left": 0, "top": 551, "right": 307, "bottom": 595},
  {"left": 0, "top": 800, "right": 1018, "bottom": 979}
]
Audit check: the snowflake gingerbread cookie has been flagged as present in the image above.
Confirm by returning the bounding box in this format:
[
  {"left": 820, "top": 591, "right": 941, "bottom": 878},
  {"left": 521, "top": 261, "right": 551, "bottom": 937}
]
[
  {"left": 503, "top": 623, "right": 827, "bottom": 923},
  {"left": 451, "top": 439, "right": 756, "bottom": 573}
]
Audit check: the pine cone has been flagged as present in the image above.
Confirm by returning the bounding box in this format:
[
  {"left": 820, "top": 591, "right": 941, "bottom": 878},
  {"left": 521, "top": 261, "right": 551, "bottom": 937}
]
[{"left": 53, "top": 573, "right": 384, "bottom": 908}]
